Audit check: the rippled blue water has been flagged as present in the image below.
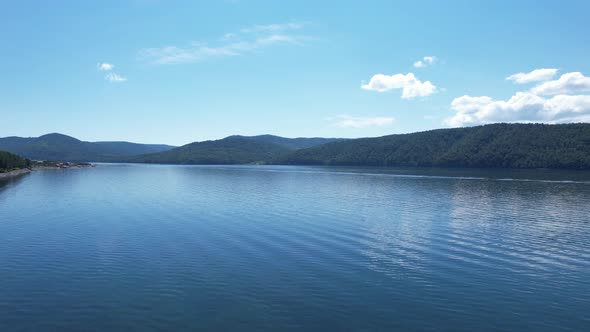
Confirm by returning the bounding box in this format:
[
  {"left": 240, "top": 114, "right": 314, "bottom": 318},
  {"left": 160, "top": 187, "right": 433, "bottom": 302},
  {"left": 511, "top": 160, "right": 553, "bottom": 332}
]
[{"left": 1, "top": 164, "right": 589, "bottom": 331}]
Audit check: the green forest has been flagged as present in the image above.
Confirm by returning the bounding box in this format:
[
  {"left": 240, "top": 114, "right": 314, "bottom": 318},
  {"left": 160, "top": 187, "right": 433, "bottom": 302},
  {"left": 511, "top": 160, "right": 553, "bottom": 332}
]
[
  {"left": 275, "top": 123, "right": 590, "bottom": 169},
  {"left": 2, "top": 123, "right": 590, "bottom": 169},
  {"left": 127, "top": 136, "right": 293, "bottom": 164},
  {"left": 0, "top": 150, "right": 30, "bottom": 172},
  {"left": 0, "top": 133, "right": 175, "bottom": 162}
]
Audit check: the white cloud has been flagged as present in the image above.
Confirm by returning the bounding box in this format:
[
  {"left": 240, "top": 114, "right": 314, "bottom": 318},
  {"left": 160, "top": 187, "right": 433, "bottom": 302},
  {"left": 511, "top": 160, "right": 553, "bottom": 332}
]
[
  {"left": 530, "top": 72, "right": 590, "bottom": 95},
  {"left": 98, "top": 63, "right": 114, "bottom": 71},
  {"left": 330, "top": 115, "right": 395, "bottom": 128},
  {"left": 239, "top": 22, "right": 305, "bottom": 34},
  {"left": 506, "top": 68, "right": 558, "bottom": 84},
  {"left": 361, "top": 72, "right": 437, "bottom": 99},
  {"left": 414, "top": 56, "right": 437, "bottom": 68},
  {"left": 105, "top": 73, "right": 127, "bottom": 83},
  {"left": 140, "top": 22, "right": 308, "bottom": 65},
  {"left": 445, "top": 92, "right": 590, "bottom": 127},
  {"left": 446, "top": 70, "right": 590, "bottom": 126}
]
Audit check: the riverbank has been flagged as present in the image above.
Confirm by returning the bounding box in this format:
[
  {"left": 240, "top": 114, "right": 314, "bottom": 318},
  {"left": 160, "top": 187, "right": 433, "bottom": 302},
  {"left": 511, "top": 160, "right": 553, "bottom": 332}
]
[
  {"left": 31, "top": 161, "right": 95, "bottom": 170},
  {"left": 33, "top": 165, "right": 96, "bottom": 170},
  {"left": 0, "top": 168, "right": 31, "bottom": 179},
  {"left": 1, "top": 162, "right": 95, "bottom": 180}
]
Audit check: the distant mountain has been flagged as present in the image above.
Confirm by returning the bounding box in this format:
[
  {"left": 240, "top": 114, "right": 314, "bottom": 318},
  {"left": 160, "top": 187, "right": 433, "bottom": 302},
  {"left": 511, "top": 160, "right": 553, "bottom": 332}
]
[
  {"left": 226, "top": 135, "right": 346, "bottom": 150},
  {"left": 4, "top": 124, "right": 590, "bottom": 169},
  {"left": 0, "top": 133, "right": 176, "bottom": 162},
  {"left": 0, "top": 133, "right": 342, "bottom": 164},
  {"left": 125, "top": 135, "right": 345, "bottom": 165},
  {"left": 93, "top": 141, "right": 176, "bottom": 156},
  {"left": 126, "top": 136, "right": 292, "bottom": 164},
  {"left": 275, "top": 123, "right": 590, "bottom": 169}
]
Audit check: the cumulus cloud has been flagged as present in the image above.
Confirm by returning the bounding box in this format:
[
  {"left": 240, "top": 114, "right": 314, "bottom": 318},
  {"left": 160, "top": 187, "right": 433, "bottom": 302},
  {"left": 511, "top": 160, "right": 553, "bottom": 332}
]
[
  {"left": 446, "top": 92, "right": 590, "bottom": 127},
  {"left": 414, "top": 56, "right": 437, "bottom": 68},
  {"left": 105, "top": 73, "right": 127, "bottom": 83},
  {"left": 140, "top": 22, "right": 309, "bottom": 65},
  {"left": 97, "top": 63, "right": 114, "bottom": 71},
  {"left": 446, "top": 69, "right": 590, "bottom": 126},
  {"left": 530, "top": 72, "right": 590, "bottom": 95},
  {"left": 506, "top": 68, "right": 557, "bottom": 84},
  {"left": 361, "top": 72, "right": 437, "bottom": 99},
  {"left": 330, "top": 115, "right": 395, "bottom": 128}
]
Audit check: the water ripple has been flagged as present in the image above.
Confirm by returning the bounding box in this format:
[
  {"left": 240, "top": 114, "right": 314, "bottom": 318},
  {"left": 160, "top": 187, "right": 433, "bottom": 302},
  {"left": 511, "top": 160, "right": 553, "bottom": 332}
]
[{"left": 0, "top": 165, "right": 589, "bottom": 331}]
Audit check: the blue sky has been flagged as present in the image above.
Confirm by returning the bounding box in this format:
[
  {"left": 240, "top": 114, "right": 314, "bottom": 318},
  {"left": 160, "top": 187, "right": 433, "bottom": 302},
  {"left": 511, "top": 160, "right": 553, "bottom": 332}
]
[{"left": 1, "top": 0, "right": 589, "bottom": 145}]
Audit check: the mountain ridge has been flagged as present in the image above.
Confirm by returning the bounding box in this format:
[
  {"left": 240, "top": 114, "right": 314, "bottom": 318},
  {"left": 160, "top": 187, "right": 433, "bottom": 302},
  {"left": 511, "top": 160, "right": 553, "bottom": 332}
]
[
  {"left": 274, "top": 123, "right": 590, "bottom": 169},
  {"left": 0, "top": 133, "right": 343, "bottom": 163},
  {"left": 0, "top": 133, "right": 176, "bottom": 162},
  {"left": 124, "top": 136, "right": 288, "bottom": 164},
  {"left": 2, "top": 123, "right": 590, "bottom": 169},
  {"left": 225, "top": 135, "right": 346, "bottom": 150}
]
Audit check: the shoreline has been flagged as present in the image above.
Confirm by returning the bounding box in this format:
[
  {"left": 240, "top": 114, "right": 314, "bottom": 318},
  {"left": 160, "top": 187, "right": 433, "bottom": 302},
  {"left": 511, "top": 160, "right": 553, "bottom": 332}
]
[
  {"left": 0, "top": 168, "right": 31, "bottom": 179},
  {"left": 1, "top": 163, "right": 96, "bottom": 180},
  {"left": 33, "top": 165, "right": 95, "bottom": 170}
]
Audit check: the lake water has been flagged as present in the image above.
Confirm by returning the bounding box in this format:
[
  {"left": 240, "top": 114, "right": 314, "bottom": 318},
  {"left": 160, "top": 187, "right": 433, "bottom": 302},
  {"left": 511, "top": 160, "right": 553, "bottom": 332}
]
[{"left": 1, "top": 164, "right": 589, "bottom": 331}]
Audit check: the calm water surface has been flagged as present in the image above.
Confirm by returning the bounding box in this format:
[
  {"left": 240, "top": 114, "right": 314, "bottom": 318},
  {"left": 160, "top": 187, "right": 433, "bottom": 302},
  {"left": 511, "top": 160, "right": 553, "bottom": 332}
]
[{"left": 1, "top": 164, "right": 589, "bottom": 331}]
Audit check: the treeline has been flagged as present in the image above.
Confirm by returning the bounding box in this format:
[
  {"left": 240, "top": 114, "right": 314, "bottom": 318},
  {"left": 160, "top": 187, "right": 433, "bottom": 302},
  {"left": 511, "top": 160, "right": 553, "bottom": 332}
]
[
  {"left": 275, "top": 123, "right": 590, "bottom": 169},
  {"left": 0, "top": 133, "right": 175, "bottom": 162},
  {"left": 0, "top": 151, "right": 30, "bottom": 171},
  {"left": 127, "top": 136, "right": 292, "bottom": 164},
  {"left": 2, "top": 123, "right": 590, "bottom": 169}
]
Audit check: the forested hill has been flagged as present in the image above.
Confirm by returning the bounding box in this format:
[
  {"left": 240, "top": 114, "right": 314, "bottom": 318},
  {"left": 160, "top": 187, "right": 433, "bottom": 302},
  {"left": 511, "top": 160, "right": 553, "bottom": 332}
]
[
  {"left": 124, "top": 135, "right": 346, "bottom": 164},
  {"left": 226, "top": 135, "right": 346, "bottom": 150},
  {"left": 0, "top": 133, "right": 340, "bottom": 163},
  {"left": 126, "top": 136, "right": 292, "bottom": 164},
  {"left": 0, "top": 133, "right": 176, "bottom": 162},
  {"left": 0, "top": 151, "right": 30, "bottom": 171},
  {"left": 92, "top": 141, "right": 176, "bottom": 156},
  {"left": 3, "top": 124, "right": 590, "bottom": 168},
  {"left": 275, "top": 123, "right": 590, "bottom": 169}
]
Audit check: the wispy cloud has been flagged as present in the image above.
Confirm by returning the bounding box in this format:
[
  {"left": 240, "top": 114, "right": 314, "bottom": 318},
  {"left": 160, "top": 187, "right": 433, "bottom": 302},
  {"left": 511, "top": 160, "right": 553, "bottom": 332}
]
[
  {"left": 414, "top": 56, "right": 437, "bottom": 68},
  {"left": 140, "top": 22, "right": 310, "bottom": 65},
  {"left": 361, "top": 72, "right": 437, "bottom": 99},
  {"left": 330, "top": 115, "right": 395, "bottom": 128},
  {"left": 97, "top": 62, "right": 127, "bottom": 83},
  {"left": 446, "top": 70, "right": 590, "bottom": 126},
  {"left": 97, "top": 63, "right": 114, "bottom": 71},
  {"left": 239, "top": 22, "right": 305, "bottom": 34},
  {"left": 105, "top": 73, "right": 127, "bottom": 83}
]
